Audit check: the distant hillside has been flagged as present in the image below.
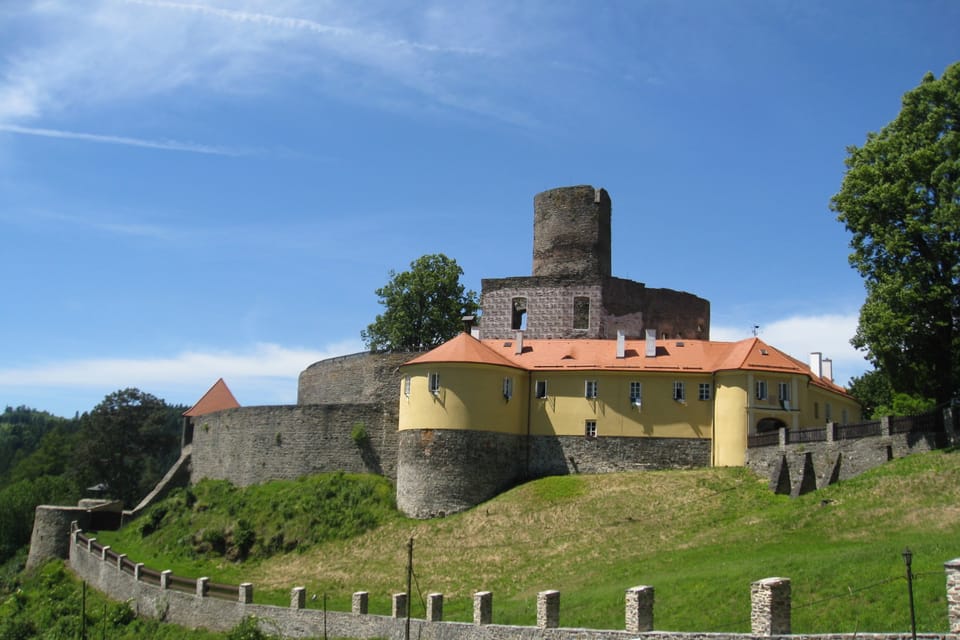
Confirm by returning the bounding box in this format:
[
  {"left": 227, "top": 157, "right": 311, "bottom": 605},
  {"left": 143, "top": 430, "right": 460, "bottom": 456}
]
[{"left": 90, "top": 448, "right": 960, "bottom": 633}]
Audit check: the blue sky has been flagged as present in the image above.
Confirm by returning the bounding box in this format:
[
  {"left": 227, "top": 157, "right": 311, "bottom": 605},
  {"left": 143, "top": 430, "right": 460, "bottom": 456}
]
[{"left": 1, "top": 1, "right": 957, "bottom": 417}]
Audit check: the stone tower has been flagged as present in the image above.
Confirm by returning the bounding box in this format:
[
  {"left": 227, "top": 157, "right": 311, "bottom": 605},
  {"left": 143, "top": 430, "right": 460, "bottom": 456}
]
[
  {"left": 479, "top": 185, "right": 710, "bottom": 341},
  {"left": 532, "top": 185, "right": 611, "bottom": 279}
]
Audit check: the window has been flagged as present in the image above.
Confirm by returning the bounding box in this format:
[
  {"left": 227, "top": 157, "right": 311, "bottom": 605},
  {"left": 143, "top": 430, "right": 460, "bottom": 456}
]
[
  {"left": 535, "top": 380, "right": 548, "bottom": 399},
  {"left": 778, "top": 382, "right": 790, "bottom": 402},
  {"left": 755, "top": 380, "right": 768, "bottom": 400},
  {"left": 502, "top": 377, "right": 513, "bottom": 400},
  {"left": 403, "top": 375, "right": 411, "bottom": 397},
  {"left": 673, "top": 381, "right": 685, "bottom": 402},
  {"left": 698, "top": 383, "right": 711, "bottom": 401},
  {"left": 511, "top": 297, "right": 527, "bottom": 331},
  {"left": 585, "top": 380, "right": 598, "bottom": 399},
  {"left": 573, "top": 296, "right": 590, "bottom": 330},
  {"left": 629, "top": 381, "right": 642, "bottom": 406},
  {"left": 585, "top": 420, "right": 597, "bottom": 439},
  {"left": 428, "top": 372, "right": 440, "bottom": 395}
]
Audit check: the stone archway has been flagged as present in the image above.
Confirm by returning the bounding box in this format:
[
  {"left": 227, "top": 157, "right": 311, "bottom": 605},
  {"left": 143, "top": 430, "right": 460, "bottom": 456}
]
[{"left": 756, "top": 417, "right": 787, "bottom": 433}]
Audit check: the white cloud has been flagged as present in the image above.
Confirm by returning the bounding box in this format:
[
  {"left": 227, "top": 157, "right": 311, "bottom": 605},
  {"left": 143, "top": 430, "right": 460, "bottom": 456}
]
[
  {"left": 0, "top": 340, "right": 365, "bottom": 414},
  {"left": 0, "top": 123, "right": 246, "bottom": 155},
  {"left": 712, "top": 312, "right": 870, "bottom": 386}
]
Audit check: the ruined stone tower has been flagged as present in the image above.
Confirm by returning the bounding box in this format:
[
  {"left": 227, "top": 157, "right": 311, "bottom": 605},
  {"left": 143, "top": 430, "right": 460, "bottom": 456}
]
[{"left": 479, "top": 185, "right": 710, "bottom": 340}]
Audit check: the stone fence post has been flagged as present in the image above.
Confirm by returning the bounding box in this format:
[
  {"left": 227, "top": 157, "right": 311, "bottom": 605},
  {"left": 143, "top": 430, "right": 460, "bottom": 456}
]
[
  {"left": 881, "top": 416, "right": 891, "bottom": 438},
  {"left": 474, "top": 591, "right": 492, "bottom": 625},
  {"left": 426, "top": 593, "right": 443, "bottom": 622},
  {"left": 239, "top": 583, "right": 253, "bottom": 604},
  {"left": 134, "top": 563, "right": 143, "bottom": 580},
  {"left": 946, "top": 559, "right": 960, "bottom": 633},
  {"left": 778, "top": 427, "right": 787, "bottom": 450},
  {"left": 100, "top": 545, "right": 110, "bottom": 561},
  {"left": 352, "top": 591, "right": 368, "bottom": 614},
  {"left": 537, "top": 590, "right": 560, "bottom": 629},
  {"left": 751, "top": 577, "right": 790, "bottom": 635},
  {"left": 160, "top": 570, "right": 172, "bottom": 590},
  {"left": 196, "top": 577, "right": 209, "bottom": 598},
  {"left": 291, "top": 587, "right": 306, "bottom": 609},
  {"left": 625, "top": 585, "right": 654, "bottom": 633},
  {"left": 392, "top": 593, "right": 407, "bottom": 618},
  {"left": 825, "top": 422, "right": 837, "bottom": 442},
  {"left": 117, "top": 553, "right": 126, "bottom": 571}
]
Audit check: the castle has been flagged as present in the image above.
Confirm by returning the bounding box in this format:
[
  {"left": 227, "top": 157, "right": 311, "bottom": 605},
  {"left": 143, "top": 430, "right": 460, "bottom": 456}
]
[{"left": 182, "top": 185, "right": 859, "bottom": 519}]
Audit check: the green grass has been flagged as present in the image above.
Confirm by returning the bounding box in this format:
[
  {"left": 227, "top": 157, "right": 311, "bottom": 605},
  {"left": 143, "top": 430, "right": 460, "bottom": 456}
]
[{"left": 93, "top": 449, "right": 960, "bottom": 633}]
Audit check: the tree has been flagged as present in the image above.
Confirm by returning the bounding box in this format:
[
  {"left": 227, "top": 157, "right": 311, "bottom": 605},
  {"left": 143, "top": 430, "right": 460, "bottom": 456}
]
[
  {"left": 362, "top": 254, "right": 479, "bottom": 352},
  {"left": 74, "top": 389, "right": 183, "bottom": 508},
  {"left": 830, "top": 62, "right": 960, "bottom": 406}
]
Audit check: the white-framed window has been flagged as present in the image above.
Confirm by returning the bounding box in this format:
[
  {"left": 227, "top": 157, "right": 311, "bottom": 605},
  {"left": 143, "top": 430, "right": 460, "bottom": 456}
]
[
  {"left": 778, "top": 382, "right": 790, "bottom": 402},
  {"left": 403, "top": 375, "right": 411, "bottom": 397},
  {"left": 698, "top": 383, "right": 711, "bottom": 401},
  {"left": 585, "top": 420, "right": 597, "bottom": 439},
  {"left": 673, "top": 381, "right": 685, "bottom": 402},
  {"left": 535, "top": 380, "right": 548, "bottom": 399},
  {"left": 629, "top": 381, "right": 642, "bottom": 406},
  {"left": 428, "top": 372, "right": 440, "bottom": 395},
  {"left": 755, "top": 380, "right": 768, "bottom": 400},
  {"left": 503, "top": 377, "right": 513, "bottom": 400},
  {"left": 585, "top": 380, "right": 598, "bottom": 399}
]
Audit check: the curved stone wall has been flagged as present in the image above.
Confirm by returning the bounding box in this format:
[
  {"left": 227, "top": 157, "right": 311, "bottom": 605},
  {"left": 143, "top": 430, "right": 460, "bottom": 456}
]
[
  {"left": 298, "top": 351, "right": 413, "bottom": 405},
  {"left": 397, "top": 429, "right": 525, "bottom": 519},
  {"left": 190, "top": 404, "right": 398, "bottom": 486}
]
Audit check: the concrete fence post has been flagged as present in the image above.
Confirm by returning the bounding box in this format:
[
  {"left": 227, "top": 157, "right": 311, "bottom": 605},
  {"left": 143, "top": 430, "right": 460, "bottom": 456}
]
[
  {"left": 70, "top": 528, "right": 80, "bottom": 547},
  {"left": 352, "top": 591, "right": 369, "bottom": 614},
  {"left": 751, "top": 577, "right": 791, "bottom": 635},
  {"left": 392, "top": 593, "right": 407, "bottom": 618},
  {"left": 944, "top": 407, "right": 958, "bottom": 445},
  {"left": 100, "top": 545, "right": 110, "bottom": 561},
  {"left": 945, "top": 558, "right": 960, "bottom": 632},
  {"left": 473, "top": 591, "right": 492, "bottom": 625},
  {"left": 625, "top": 585, "right": 654, "bottom": 633},
  {"left": 537, "top": 590, "right": 560, "bottom": 629},
  {"left": 134, "top": 563, "right": 143, "bottom": 581},
  {"left": 116, "top": 553, "right": 126, "bottom": 571},
  {"left": 291, "top": 587, "right": 306, "bottom": 609},
  {"left": 87, "top": 538, "right": 96, "bottom": 553},
  {"left": 196, "top": 577, "right": 209, "bottom": 598},
  {"left": 160, "top": 570, "right": 172, "bottom": 590},
  {"left": 239, "top": 583, "right": 253, "bottom": 604},
  {"left": 426, "top": 593, "right": 443, "bottom": 622},
  {"left": 826, "top": 422, "right": 837, "bottom": 442}
]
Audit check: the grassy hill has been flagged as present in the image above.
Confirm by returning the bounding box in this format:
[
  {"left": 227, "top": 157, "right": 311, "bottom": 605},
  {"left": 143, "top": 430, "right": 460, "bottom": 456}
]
[{"left": 93, "top": 449, "right": 960, "bottom": 634}]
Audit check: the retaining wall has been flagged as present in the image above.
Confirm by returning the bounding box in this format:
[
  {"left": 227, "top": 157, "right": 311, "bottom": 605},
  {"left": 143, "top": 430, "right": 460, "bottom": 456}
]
[{"left": 397, "top": 430, "right": 711, "bottom": 519}]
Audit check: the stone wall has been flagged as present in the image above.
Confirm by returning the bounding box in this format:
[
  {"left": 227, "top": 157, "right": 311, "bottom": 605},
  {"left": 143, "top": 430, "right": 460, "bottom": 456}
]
[
  {"left": 68, "top": 531, "right": 960, "bottom": 639},
  {"left": 190, "top": 404, "right": 398, "bottom": 486},
  {"left": 532, "top": 185, "right": 611, "bottom": 280},
  {"left": 745, "top": 425, "right": 948, "bottom": 496},
  {"left": 397, "top": 429, "right": 711, "bottom": 519}
]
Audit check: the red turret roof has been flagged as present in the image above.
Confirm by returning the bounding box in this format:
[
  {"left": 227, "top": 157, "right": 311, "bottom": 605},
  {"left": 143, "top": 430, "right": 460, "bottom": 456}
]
[{"left": 183, "top": 378, "right": 241, "bottom": 417}]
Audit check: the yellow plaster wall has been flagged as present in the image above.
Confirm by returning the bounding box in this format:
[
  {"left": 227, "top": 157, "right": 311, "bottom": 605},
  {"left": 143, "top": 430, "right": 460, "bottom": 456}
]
[
  {"left": 528, "top": 371, "right": 713, "bottom": 438},
  {"left": 398, "top": 363, "right": 528, "bottom": 435},
  {"left": 713, "top": 373, "right": 747, "bottom": 466}
]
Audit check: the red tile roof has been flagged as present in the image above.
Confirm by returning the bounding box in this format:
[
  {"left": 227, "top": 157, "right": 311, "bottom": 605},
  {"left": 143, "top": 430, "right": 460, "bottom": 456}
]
[
  {"left": 404, "top": 334, "right": 850, "bottom": 395},
  {"left": 183, "top": 378, "right": 241, "bottom": 417}
]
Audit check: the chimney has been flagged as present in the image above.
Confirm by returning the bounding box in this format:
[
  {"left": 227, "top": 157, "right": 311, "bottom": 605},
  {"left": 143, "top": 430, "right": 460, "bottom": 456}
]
[
  {"left": 645, "top": 329, "right": 657, "bottom": 358},
  {"left": 515, "top": 331, "right": 524, "bottom": 356},
  {"left": 462, "top": 315, "right": 476, "bottom": 335},
  {"left": 616, "top": 330, "right": 625, "bottom": 359},
  {"left": 822, "top": 358, "right": 833, "bottom": 382},
  {"left": 809, "top": 352, "right": 822, "bottom": 378}
]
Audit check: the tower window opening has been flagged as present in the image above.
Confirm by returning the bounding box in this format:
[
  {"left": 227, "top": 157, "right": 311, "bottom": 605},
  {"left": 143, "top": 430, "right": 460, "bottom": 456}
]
[
  {"left": 511, "top": 297, "right": 528, "bottom": 330},
  {"left": 573, "top": 296, "right": 590, "bottom": 330}
]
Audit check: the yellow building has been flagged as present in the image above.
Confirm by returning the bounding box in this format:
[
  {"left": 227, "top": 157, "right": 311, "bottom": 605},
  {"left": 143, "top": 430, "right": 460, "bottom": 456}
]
[{"left": 398, "top": 331, "right": 859, "bottom": 478}]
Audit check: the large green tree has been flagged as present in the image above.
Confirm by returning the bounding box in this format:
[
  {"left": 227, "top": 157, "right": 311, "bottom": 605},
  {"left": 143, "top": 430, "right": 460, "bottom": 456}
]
[
  {"left": 362, "top": 253, "right": 479, "bottom": 352},
  {"left": 831, "top": 62, "right": 960, "bottom": 406},
  {"left": 74, "top": 388, "right": 184, "bottom": 508}
]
